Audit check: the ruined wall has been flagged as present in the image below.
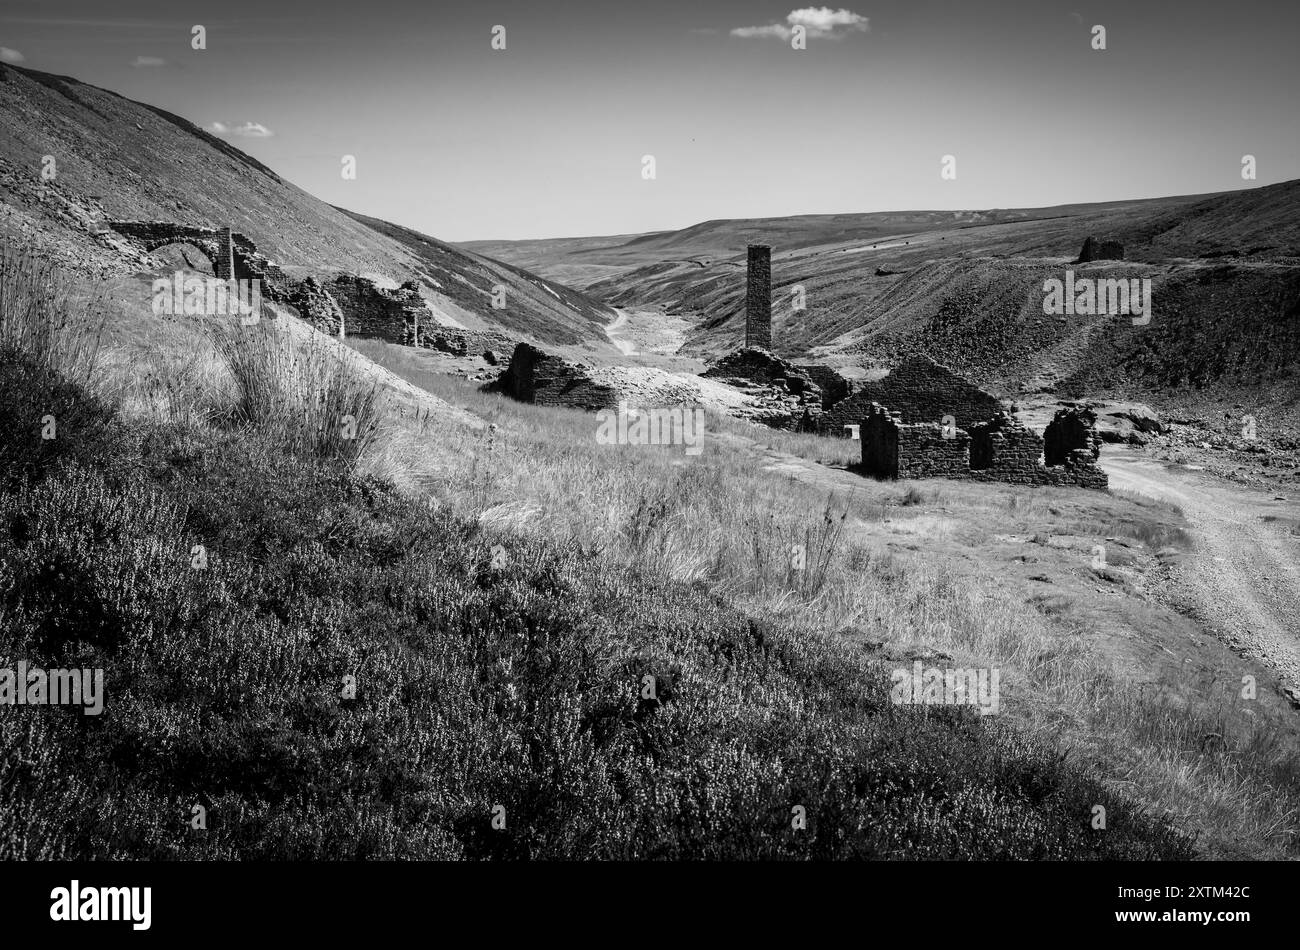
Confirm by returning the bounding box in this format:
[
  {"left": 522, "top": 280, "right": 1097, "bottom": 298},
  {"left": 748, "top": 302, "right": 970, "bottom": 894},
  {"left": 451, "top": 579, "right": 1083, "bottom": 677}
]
[
  {"left": 861, "top": 404, "right": 899, "bottom": 477},
  {"left": 1078, "top": 236, "right": 1125, "bottom": 262},
  {"left": 861, "top": 403, "right": 972, "bottom": 479},
  {"left": 1042, "top": 405, "right": 1108, "bottom": 488},
  {"left": 823, "top": 355, "right": 1004, "bottom": 434},
  {"left": 968, "top": 412, "right": 1048, "bottom": 484},
  {"left": 860, "top": 401, "right": 1108, "bottom": 489},
  {"left": 701, "top": 346, "right": 824, "bottom": 430},
  {"left": 214, "top": 227, "right": 235, "bottom": 280},
  {"left": 417, "top": 326, "right": 516, "bottom": 359},
  {"left": 1044, "top": 404, "right": 1102, "bottom": 466},
  {"left": 796, "top": 364, "right": 853, "bottom": 409},
  {"left": 745, "top": 244, "right": 772, "bottom": 350},
  {"left": 897, "top": 423, "right": 972, "bottom": 479},
  {"left": 327, "top": 276, "right": 433, "bottom": 345},
  {"left": 489, "top": 343, "right": 620, "bottom": 411},
  {"left": 286, "top": 276, "right": 344, "bottom": 336},
  {"left": 109, "top": 221, "right": 294, "bottom": 301}
]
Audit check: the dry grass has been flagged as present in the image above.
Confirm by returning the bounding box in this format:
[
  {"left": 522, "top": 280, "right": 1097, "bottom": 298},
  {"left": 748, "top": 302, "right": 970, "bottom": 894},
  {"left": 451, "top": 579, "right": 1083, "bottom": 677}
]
[
  {"left": 363, "top": 353, "right": 1300, "bottom": 859},
  {"left": 23, "top": 291, "right": 1292, "bottom": 860},
  {"left": 207, "top": 319, "right": 386, "bottom": 465},
  {"left": 0, "top": 235, "right": 107, "bottom": 389}
]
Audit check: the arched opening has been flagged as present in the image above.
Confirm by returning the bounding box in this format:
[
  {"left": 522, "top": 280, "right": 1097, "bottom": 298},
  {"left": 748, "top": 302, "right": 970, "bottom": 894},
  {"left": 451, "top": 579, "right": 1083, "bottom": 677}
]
[{"left": 144, "top": 240, "right": 219, "bottom": 276}]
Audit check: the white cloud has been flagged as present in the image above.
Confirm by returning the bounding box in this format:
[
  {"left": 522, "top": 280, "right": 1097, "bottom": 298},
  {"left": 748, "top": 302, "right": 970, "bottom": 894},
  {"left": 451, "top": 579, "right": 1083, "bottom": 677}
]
[
  {"left": 731, "top": 7, "right": 870, "bottom": 42},
  {"left": 0, "top": 47, "right": 25, "bottom": 63},
  {"left": 208, "top": 121, "right": 274, "bottom": 138},
  {"left": 732, "top": 24, "right": 792, "bottom": 40},
  {"left": 131, "top": 56, "right": 166, "bottom": 67}
]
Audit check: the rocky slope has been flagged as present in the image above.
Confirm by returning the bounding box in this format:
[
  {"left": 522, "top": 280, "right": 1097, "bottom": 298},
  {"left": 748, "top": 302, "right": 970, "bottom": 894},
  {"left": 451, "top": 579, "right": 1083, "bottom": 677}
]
[{"left": 0, "top": 62, "right": 614, "bottom": 349}]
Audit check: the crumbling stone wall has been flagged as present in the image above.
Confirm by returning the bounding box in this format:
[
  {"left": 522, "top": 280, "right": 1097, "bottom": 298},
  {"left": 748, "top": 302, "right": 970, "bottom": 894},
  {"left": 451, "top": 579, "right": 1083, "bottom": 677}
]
[
  {"left": 968, "top": 412, "right": 1048, "bottom": 483},
  {"left": 701, "top": 346, "right": 824, "bottom": 430},
  {"left": 823, "top": 355, "right": 1003, "bottom": 435},
  {"left": 286, "top": 276, "right": 344, "bottom": 336},
  {"left": 1043, "top": 405, "right": 1108, "bottom": 488},
  {"left": 861, "top": 404, "right": 899, "bottom": 477},
  {"left": 861, "top": 403, "right": 971, "bottom": 479},
  {"left": 487, "top": 343, "right": 620, "bottom": 411},
  {"left": 745, "top": 245, "right": 772, "bottom": 350},
  {"left": 796, "top": 364, "right": 853, "bottom": 410},
  {"left": 1078, "top": 236, "right": 1125, "bottom": 262},
  {"left": 417, "top": 326, "right": 516, "bottom": 359},
  {"left": 109, "top": 221, "right": 294, "bottom": 300},
  {"left": 214, "top": 227, "right": 235, "bottom": 280},
  {"left": 858, "top": 402, "right": 1108, "bottom": 489},
  {"left": 326, "top": 276, "right": 433, "bottom": 345},
  {"left": 1044, "top": 404, "right": 1102, "bottom": 465}
]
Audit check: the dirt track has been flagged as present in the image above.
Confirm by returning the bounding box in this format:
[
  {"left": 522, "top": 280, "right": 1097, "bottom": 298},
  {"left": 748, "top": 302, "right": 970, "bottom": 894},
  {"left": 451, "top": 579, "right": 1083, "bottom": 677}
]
[{"left": 1102, "top": 446, "right": 1300, "bottom": 690}]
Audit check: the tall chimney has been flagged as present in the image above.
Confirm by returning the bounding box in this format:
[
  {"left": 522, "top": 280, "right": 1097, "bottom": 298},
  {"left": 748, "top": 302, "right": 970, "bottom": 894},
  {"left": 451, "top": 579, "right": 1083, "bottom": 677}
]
[{"left": 745, "top": 244, "right": 772, "bottom": 350}]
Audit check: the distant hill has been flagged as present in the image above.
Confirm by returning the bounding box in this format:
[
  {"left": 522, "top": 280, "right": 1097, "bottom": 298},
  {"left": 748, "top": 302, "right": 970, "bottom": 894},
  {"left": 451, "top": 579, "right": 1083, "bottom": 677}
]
[
  {"left": 458, "top": 192, "right": 1263, "bottom": 286},
  {"left": 1113, "top": 179, "right": 1300, "bottom": 261},
  {"left": 468, "top": 181, "right": 1300, "bottom": 423},
  {"left": 0, "top": 62, "right": 614, "bottom": 348}
]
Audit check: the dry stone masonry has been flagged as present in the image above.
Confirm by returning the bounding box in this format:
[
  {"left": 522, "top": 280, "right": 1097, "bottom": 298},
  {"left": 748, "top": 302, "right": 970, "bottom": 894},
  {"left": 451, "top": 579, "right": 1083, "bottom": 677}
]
[
  {"left": 286, "top": 276, "right": 345, "bottom": 336},
  {"left": 745, "top": 244, "right": 772, "bottom": 350},
  {"left": 326, "top": 276, "right": 430, "bottom": 345},
  {"left": 862, "top": 405, "right": 971, "bottom": 479},
  {"left": 795, "top": 363, "right": 853, "bottom": 410},
  {"left": 1077, "top": 236, "right": 1125, "bottom": 263},
  {"left": 700, "top": 347, "right": 824, "bottom": 430},
  {"left": 1044, "top": 403, "right": 1103, "bottom": 465},
  {"left": 860, "top": 402, "right": 1108, "bottom": 489},
  {"left": 110, "top": 220, "right": 523, "bottom": 354},
  {"left": 108, "top": 221, "right": 294, "bottom": 300},
  {"left": 488, "top": 343, "right": 620, "bottom": 411},
  {"left": 822, "top": 355, "right": 1003, "bottom": 435}
]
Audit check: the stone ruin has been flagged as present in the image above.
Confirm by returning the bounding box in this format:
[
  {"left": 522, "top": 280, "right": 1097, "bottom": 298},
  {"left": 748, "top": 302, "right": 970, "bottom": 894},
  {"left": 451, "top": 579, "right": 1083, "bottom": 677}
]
[
  {"left": 862, "top": 405, "right": 971, "bottom": 480},
  {"left": 1044, "top": 403, "right": 1103, "bottom": 465},
  {"left": 1077, "top": 236, "right": 1125, "bottom": 263},
  {"left": 326, "top": 275, "right": 429, "bottom": 345},
  {"left": 861, "top": 402, "right": 1108, "bottom": 489},
  {"left": 820, "top": 354, "right": 1003, "bottom": 436},
  {"left": 109, "top": 220, "right": 516, "bottom": 357},
  {"left": 699, "top": 347, "right": 825, "bottom": 430},
  {"left": 487, "top": 342, "right": 620, "bottom": 411}
]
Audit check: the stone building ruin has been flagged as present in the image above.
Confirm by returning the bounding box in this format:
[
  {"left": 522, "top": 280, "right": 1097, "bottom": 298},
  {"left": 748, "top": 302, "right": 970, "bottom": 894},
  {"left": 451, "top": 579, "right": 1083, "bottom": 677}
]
[
  {"left": 820, "top": 355, "right": 1002, "bottom": 435},
  {"left": 860, "top": 402, "right": 1108, "bottom": 489},
  {"left": 1077, "top": 236, "right": 1125, "bottom": 263},
  {"left": 109, "top": 220, "right": 512, "bottom": 358}
]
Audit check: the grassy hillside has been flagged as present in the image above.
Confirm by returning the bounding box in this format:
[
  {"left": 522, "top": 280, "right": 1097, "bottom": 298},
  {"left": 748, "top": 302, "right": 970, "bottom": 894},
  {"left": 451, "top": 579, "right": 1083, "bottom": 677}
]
[
  {"left": 0, "top": 62, "right": 614, "bottom": 348},
  {"left": 460, "top": 193, "right": 1238, "bottom": 287},
  {"left": 0, "top": 236, "right": 1211, "bottom": 861}
]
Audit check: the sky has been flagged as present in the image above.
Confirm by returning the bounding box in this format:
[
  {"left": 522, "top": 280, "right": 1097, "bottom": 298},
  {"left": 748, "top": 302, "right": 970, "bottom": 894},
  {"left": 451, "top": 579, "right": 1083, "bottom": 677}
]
[{"left": 2, "top": 0, "right": 1298, "bottom": 241}]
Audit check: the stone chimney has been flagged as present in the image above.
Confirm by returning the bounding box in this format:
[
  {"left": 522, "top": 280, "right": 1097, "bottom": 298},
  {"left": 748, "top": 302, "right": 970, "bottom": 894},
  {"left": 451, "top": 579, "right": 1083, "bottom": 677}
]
[{"left": 745, "top": 244, "right": 772, "bottom": 350}]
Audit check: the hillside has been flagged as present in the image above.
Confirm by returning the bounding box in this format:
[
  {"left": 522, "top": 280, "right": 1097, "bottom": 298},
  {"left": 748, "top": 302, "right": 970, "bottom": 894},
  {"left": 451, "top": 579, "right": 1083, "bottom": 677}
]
[
  {"left": 459, "top": 193, "right": 1227, "bottom": 285},
  {"left": 0, "top": 62, "right": 615, "bottom": 349},
  {"left": 549, "top": 184, "right": 1300, "bottom": 419}
]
